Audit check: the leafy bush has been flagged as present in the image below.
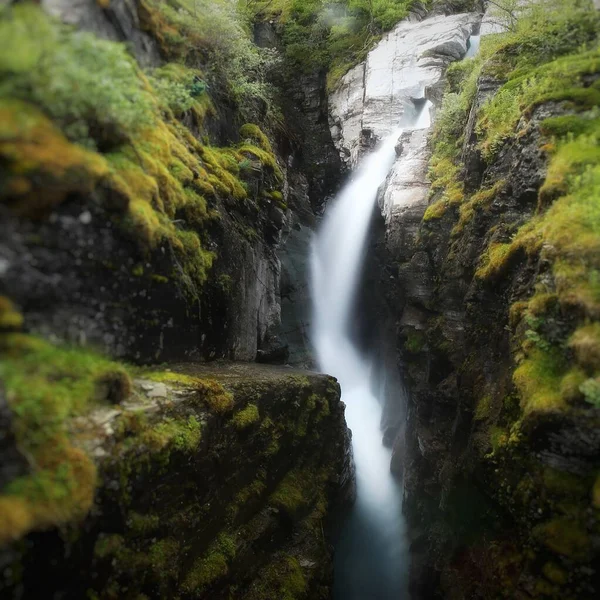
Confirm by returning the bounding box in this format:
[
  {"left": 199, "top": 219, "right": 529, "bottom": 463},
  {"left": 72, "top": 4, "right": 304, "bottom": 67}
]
[{"left": 141, "top": 0, "right": 281, "bottom": 121}]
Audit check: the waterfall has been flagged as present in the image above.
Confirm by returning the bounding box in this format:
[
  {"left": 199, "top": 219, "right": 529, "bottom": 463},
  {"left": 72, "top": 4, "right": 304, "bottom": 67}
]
[{"left": 311, "top": 132, "right": 409, "bottom": 599}]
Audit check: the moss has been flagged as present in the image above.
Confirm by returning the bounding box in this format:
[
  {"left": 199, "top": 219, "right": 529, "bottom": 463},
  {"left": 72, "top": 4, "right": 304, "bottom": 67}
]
[
  {"left": 199, "top": 379, "right": 234, "bottom": 414},
  {"left": 140, "top": 415, "right": 202, "bottom": 454},
  {"left": 144, "top": 370, "right": 201, "bottom": 386},
  {"left": 474, "top": 395, "right": 493, "bottom": 421},
  {"left": 580, "top": 377, "right": 600, "bottom": 408},
  {"left": 0, "top": 5, "right": 285, "bottom": 302},
  {"left": 0, "top": 334, "right": 140, "bottom": 544},
  {"left": 245, "top": 554, "right": 307, "bottom": 600},
  {"left": 94, "top": 369, "right": 133, "bottom": 404},
  {"left": 237, "top": 143, "right": 283, "bottom": 181},
  {"left": 270, "top": 468, "right": 314, "bottom": 518},
  {"left": 128, "top": 512, "right": 160, "bottom": 536},
  {"left": 240, "top": 123, "right": 273, "bottom": 153},
  {"left": 475, "top": 242, "right": 520, "bottom": 281},
  {"left": 0, "top": 99, "right": 108, "bottom": 217},
  {"left": 0, "top": 4, "right": 155, "bottom": 148},
  {"left": 569, "top": 323, "right": 600, "bottom": 371},
  {"left": 232, "top": 403, "right": 260, "bottom": 430},
  {"left": 149, "top": 62, "right": 214, "bottom": 123},
  {"left": 452, "top": 180, "right": 506, "bottom": 236},
  {"left": 181, "top": 533, "right": 236, "bottom": 593},
  {"left": 533, "top": 518, "right": 591, "bottom": 560},
  {"left": 423, "top": 199, "right": 450, "bottom": 222},
  {"left": 542, "top": 562, "right": 567, "bottom": 585},
  {"left": 148, "top": 538, "right": 180, "bottom": 576},
  {"left": 513, "top": 348, "right": 567, "bottom": 414},
  {"left": 94, "top": 533, "right": 125, "bottom": 559},
  {"left": 0, "top": 296, "right": 23, "bottom": 330},
  {"left": 559, "top": 368, "right": 587, "bottom": 403}
]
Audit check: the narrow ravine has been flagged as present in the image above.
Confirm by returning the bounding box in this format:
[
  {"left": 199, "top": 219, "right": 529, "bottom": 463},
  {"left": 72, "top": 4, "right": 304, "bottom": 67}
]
[{"left": 311, "top": 132, "right": 408, "bottom": 598}]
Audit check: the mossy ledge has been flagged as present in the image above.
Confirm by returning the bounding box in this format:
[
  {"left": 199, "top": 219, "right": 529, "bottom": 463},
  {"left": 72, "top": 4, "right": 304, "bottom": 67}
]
[{"left": 0, "top": 351, "right": 353, "bottom": 598}]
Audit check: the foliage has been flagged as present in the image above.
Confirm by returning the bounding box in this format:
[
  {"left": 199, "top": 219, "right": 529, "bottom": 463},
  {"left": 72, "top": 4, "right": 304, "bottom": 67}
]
[
  {"left": 148, "top": 63, "right": 214, "bottom": 122},
  {"left": 0, "top": 6, "right": 285, "bottom": 301},
  {"left": 0, "top": 334, "right": 134, "bottom": 545},
  {"left": 0, "top": 3, "right": 154, "bottom": 149},
  {"left": 428, "top": 0, "right": 600, "bottom": 432},
  {"left": 244, "top": 0, "right": 416, "bottom": 90},
  {"left": 141, "top": 0, "right": 280, "bottom": 121}
]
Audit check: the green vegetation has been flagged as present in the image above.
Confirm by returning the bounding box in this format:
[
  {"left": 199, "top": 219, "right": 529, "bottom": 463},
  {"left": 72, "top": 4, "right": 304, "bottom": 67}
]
[
  {"left": 0, "top": 3, "right": 154, "bottom": 148},
  {"left": 533, "top": 518, "right": 591, "bottom": 560},
  {"left": 232, "top": 403, "right": 260, "bottom": 430},
  {"left": 245, "top": 554, "right": 307, "bottom": 600},
  {"left": 427, "top": 0, "right": 600, "bottom": 425},
  {"left": 425, "top": 0, "right": 599, "bottom": 219},
  {"left": 270, "top": 467, "right": 318, "bottom": 518},
  {"left": 0, "top": 333, "right": 134, "bottom": 545},
  {"left": 140, "top": 0, "right": 279, "bottom": 121},
  {"left": 244, "top": 0, "right": 419, "bottom": 90},
  {"left": 0, "top": 4, "right": 284, "bottom": 301},
  {"left": 181, "top": 533, "right": 237, "bottom": 592},
  {"left": 0, "top": 296, "right": 24, "bottom": 330}
]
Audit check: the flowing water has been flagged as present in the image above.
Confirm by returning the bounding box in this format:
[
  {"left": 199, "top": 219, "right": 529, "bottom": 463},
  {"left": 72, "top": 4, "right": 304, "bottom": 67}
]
[{"left": 310, "top": 132, "right": 408, "bottom": 599}]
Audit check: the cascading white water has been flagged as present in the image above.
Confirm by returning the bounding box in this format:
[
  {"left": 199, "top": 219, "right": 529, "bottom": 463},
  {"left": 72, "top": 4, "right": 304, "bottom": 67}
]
[{"left": 311, "top": 132, "right": 409, "bottom": 599}]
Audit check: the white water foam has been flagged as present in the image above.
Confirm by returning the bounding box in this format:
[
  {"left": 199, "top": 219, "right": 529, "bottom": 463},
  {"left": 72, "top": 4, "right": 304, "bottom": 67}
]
[{"left": 311, "top": 132, "right": 408, "bottom": 599}]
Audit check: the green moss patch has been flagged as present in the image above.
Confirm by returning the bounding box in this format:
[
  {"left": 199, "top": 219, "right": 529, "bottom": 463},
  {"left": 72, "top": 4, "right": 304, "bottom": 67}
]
[
  {"left": 232, "top": 403, "right": 260, "bottom": 430},
  {"left": 0, "top": 333, "right": 134, "bottom": 545},
  {"left": 181, "top": 532, "right": 237, "bottom": 593},
  {"left": 245, "top": 554, "right": 307, "bottom": 600}
]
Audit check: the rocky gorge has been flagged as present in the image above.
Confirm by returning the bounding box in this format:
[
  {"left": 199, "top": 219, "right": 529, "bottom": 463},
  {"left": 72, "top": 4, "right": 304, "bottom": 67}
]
[{"left": 1, "top": 0, "right": 599, "bottom": 599}]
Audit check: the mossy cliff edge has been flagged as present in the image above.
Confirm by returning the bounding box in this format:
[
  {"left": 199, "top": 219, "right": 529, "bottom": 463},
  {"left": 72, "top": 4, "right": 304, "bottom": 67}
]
[
  {"left": 0, "top": 348, "right": 353, "bottom": 598},
  {"left": 393, "top": 1, "right": 600, "bottom": 598}
]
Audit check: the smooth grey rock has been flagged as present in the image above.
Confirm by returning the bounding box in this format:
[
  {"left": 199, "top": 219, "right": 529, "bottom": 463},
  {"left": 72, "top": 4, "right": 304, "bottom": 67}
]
[
  {"left": 329, "top": 12, "right": 479, "bottom": 166},
  {"left": 146, "top": 382, "right": 168, "bottom": 399}
]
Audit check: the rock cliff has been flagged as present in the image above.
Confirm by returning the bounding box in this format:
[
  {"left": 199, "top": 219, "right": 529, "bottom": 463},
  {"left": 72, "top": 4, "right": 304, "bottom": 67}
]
[
  {"left": 330, "top": 1, "right": 600, "bottom": 598},
  {"left": 0, "top": 1, "right": 353, "bottom": 597}
]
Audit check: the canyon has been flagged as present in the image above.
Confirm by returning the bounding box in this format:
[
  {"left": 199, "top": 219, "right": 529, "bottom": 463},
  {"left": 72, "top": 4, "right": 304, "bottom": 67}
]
[{"left": 1, "top": 1, "right": 599, "bottom": 599}]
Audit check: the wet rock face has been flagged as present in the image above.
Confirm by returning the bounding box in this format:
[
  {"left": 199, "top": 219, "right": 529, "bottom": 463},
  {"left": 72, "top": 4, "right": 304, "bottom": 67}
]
[
  {"left": 0, "top": 364, "right": 354, "bottom": 599},
  {"left": 329, "top": 12, "right": 479, "bottom": 167},
  {"left": 0, "top": 191, "right": 281, "bottom": 363}
]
